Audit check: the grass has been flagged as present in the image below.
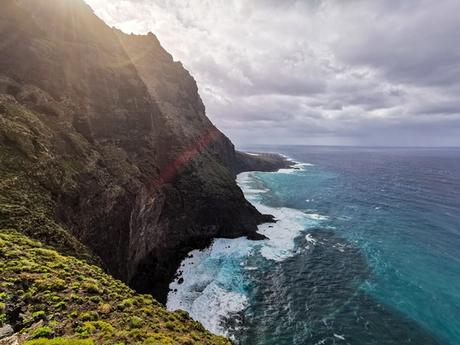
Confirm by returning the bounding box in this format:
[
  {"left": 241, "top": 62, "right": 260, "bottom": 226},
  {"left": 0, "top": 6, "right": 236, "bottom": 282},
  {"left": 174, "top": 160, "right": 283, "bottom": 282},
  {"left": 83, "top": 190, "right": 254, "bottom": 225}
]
[
  {"left": 24, "top": 339, "right": 95, "bottom": 345},
  {"left": 0, "top": 231, "right": 230, "bottom": 344}
]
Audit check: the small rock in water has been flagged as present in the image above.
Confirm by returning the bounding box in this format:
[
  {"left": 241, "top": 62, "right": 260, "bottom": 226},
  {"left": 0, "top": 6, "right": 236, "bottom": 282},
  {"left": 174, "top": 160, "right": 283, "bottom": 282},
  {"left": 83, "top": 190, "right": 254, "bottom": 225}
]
[{"left": 178, "top": 277, "right": 184, "bottom": 285}]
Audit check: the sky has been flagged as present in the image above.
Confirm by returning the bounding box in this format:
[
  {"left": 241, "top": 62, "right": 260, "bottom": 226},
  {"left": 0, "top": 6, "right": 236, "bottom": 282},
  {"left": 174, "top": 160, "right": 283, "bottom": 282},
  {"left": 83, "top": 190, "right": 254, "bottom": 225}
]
[{"left": 84, "top": 0, "right": 460, "bottom": 147}]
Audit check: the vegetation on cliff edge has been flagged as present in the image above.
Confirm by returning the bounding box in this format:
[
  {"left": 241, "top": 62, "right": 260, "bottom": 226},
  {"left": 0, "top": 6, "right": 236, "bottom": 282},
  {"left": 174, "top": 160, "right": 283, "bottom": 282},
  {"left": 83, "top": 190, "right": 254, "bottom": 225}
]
[{"left": 0, "top": 231, "right": 230, "bottom": 344}]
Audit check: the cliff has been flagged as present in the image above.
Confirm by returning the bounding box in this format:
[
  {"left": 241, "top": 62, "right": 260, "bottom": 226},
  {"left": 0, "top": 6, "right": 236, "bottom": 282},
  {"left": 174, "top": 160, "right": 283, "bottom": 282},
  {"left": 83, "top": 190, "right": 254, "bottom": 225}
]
[
  {"left": 0, "top": 0, "right": 286, "bottom": 343},
  {"left": 234, "top": 152, "right": 292, "bottom": 174}
]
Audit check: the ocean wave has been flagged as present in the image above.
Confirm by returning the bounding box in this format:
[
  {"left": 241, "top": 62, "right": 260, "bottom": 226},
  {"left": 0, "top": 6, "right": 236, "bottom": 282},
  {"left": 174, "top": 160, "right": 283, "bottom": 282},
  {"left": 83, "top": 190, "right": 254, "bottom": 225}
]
[
  {"left": 167, "top": 237, "right": 254, "bottom": 336},
  {"left": 305, "top": 213, "right": 329, "bottom": 221},
  {"left": 257, "top": 205, "right": 315, "bottom": 261},
  {"left": 167, "top": 166, "right": 329, "bottom": 337},
  {"left": 278, "top": 162, "right": 315, "bottom": 175},
  {"left": 305, "top": 233, "right": 318, "bottom": 245},
  {"left": 239, "top": 171, "right": 327, "bottom": 261}
]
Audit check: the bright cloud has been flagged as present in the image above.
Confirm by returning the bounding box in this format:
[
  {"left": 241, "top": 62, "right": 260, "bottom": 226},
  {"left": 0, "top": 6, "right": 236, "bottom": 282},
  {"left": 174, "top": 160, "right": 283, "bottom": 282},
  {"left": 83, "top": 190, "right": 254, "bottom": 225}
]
[{"left": 84, "top": 0, "right": 460, "bottom": 146}]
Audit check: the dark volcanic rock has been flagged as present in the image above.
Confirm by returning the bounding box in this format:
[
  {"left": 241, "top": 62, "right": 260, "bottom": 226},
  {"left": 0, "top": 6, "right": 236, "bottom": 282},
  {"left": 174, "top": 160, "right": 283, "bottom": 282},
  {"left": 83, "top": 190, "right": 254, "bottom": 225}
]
[
  {"left": 0, "top": 0, "right": 285, "bottom": 302},
  {"left": 234, "top": 151, "right": 292, "bottom": 173}
]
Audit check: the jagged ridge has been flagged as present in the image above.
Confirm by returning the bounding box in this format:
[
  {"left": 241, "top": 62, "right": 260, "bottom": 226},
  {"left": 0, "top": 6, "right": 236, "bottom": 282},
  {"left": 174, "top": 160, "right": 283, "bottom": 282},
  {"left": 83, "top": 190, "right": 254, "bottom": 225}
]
[{"left": 0, "top": 0, "right": 288, "bottom": 343}]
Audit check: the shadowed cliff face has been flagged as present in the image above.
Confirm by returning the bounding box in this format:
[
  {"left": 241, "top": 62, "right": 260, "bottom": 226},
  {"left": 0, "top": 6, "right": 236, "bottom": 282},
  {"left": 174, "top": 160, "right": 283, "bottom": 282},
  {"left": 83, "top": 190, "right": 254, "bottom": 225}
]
[{"left": 0, "top": 0, "right": 281, "bottom": 302}]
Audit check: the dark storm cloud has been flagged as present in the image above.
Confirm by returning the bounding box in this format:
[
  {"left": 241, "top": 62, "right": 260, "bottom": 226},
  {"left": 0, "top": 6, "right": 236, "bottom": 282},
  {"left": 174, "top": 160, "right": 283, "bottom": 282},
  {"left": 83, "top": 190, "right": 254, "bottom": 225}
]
[{"left": 85, "top": 0, "right": 460, "bottom": 146}]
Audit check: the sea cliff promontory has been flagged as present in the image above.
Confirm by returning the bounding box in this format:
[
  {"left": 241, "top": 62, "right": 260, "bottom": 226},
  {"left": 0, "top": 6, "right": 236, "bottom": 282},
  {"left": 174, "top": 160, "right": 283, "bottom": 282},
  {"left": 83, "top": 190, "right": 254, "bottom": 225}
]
[{"left": 0, "top": 0, "right": 288, "bottom": 343}]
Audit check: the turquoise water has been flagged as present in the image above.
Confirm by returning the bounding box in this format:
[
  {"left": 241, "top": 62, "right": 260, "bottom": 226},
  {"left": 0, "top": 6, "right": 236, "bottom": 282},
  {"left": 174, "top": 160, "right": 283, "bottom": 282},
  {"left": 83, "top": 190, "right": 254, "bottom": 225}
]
[{"left": 168, "top": 146, "right": 460, "bottom": 345}]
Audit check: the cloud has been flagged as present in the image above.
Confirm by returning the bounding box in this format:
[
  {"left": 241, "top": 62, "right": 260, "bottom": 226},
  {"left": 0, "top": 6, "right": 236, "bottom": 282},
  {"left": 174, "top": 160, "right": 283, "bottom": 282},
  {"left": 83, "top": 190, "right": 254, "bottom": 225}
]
[{"left": 85, "top": 0, "right": 460, "bottom": 146}]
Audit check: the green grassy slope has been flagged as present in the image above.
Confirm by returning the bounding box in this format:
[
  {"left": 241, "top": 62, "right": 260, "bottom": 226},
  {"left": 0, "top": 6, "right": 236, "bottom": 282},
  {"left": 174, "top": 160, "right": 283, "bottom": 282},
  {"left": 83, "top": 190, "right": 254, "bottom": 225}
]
[{"left": 0, "top": 231, "right": 230, "bottom": 345}]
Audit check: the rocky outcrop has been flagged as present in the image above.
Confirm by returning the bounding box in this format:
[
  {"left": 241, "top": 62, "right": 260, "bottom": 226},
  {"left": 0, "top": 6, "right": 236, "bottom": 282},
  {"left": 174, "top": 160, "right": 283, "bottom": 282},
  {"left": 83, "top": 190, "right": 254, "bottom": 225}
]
[
  {"left": 0, "top": 325, "right": 14, "bottom": 340},
  {"left": 233, "top": 151, "right": 292, "bottom": 174},
  {"left": 0, "top": 0, "right": 288, "bottom": 306}
]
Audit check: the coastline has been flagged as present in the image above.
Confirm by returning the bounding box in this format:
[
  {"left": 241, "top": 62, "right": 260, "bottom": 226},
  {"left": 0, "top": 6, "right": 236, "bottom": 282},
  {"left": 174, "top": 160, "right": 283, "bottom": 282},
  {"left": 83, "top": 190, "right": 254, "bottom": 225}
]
[
  {"left": 154, "top": 152, "right": 294, "bottom": 304},
  {"left": 163, "top": 148, "right": 455, "bottom": 344},
  {"left": 165, "top": 151, "right": 305, "bottom": 336}
]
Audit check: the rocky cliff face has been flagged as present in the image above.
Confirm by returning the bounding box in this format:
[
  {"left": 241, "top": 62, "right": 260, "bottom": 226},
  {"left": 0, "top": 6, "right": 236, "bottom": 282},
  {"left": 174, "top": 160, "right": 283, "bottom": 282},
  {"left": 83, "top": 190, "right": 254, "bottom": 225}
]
[{"left": 0, "top": 0, "right": 285, "bottom": 305}]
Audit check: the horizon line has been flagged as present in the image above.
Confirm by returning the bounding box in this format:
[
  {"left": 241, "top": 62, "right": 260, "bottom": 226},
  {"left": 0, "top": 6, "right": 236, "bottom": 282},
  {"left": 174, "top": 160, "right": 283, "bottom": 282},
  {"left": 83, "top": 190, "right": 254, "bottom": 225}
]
[{"left": 237, "top": 144, "right": 460, "bottom": 149}]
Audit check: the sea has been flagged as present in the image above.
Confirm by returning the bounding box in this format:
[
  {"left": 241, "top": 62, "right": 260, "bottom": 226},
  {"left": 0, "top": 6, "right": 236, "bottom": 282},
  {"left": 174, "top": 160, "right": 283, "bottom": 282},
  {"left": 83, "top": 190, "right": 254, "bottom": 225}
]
[{"left": 167, "top": 146, "right": 460, "bottom": 345}]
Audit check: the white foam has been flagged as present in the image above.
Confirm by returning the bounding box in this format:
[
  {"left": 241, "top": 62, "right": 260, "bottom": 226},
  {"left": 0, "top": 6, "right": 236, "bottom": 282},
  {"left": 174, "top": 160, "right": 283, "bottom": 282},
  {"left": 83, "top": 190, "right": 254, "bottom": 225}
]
[
  {"left": 313, "top": 340, "right": 328, "bottom": 345},
  {"left": 167, "top": 165, "right": 329, "bottom": 336},
  {"left": 332, "top": 243, "right": 346, "bottom": 253},
  {"left": 278, "top": 162, "right": 315, "bottom": 175},
  {"left": 167, "top": 237, "right": 253, "bottom": 336},
  {"left": 245, "top": 152, "right": 260, "bottom": 156},
  {"left": 306, "top": 233, "right": 318, "bottom": 245},
  {"left": 257, "top": 205, "right": 314, "bottom": 261},
  {"left": 334, "top": 333, "right": 346, "bottom": 340},
  {"left": 190, "top": 283, "right": 248, "bottom": 335},
  {"left": 238, "top": 171, "right": 324, "bottom": 261},
  {"left": 305, "top": 213, "right": 329, "bottom": 221}
]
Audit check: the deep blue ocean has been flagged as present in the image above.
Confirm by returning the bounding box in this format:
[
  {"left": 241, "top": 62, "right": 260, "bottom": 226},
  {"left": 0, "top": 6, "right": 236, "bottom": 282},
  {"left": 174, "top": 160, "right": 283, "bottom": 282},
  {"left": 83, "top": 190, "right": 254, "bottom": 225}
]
[{"left": 168, "top": 146, "right": 460, "bottom": 345}]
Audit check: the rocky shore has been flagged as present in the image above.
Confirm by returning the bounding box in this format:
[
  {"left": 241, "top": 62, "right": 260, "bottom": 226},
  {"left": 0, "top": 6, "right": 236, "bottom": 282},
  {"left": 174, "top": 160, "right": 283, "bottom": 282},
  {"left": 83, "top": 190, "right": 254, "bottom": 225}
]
[{"left": 0, "top": 0, "right": 290, "bottom": 343}]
